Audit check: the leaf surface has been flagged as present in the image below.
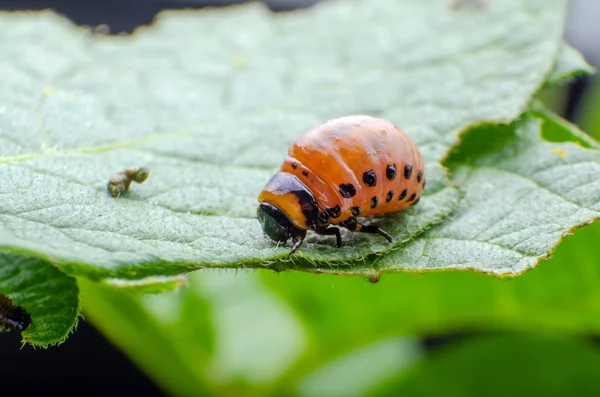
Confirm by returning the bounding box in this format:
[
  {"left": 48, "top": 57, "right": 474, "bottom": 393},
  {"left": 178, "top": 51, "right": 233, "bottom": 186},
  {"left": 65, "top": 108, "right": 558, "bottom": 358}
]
[{"left": 0, "top": 0, "right": 570, "bottom": 279}]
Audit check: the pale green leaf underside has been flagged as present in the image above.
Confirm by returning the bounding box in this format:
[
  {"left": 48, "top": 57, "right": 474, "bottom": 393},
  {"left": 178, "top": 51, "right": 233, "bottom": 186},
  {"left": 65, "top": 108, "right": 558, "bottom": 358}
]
[
  {"left": 100, "top": 275, "right": 188, "bottom": 294},
  {"left": 0, "top": 0, "right": 571, "bottom": 280}
]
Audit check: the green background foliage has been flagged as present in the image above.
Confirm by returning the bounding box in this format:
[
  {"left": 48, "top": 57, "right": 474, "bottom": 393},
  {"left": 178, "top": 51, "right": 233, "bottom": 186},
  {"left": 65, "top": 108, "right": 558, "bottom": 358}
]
[{"left": 369, "top": 334, "right": 600, "bottom": 397}]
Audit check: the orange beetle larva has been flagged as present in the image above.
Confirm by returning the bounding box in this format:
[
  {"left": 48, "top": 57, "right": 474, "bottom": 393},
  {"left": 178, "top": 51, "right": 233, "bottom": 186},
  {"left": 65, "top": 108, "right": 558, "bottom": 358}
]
[{"left": 257, "top": 115, "right": 425, "bottom": 254}]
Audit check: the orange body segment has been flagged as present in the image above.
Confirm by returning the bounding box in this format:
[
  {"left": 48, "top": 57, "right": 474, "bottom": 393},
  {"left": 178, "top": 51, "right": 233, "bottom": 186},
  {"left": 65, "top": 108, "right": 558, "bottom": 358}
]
[{"left": 279, "top": 115, "right": 424, "bottom": 223}]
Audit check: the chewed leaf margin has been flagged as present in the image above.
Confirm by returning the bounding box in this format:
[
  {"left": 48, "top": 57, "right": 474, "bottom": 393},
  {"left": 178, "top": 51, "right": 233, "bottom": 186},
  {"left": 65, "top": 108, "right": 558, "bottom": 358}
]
[{"left": 372, "top": 111, "right": 600, "bottom": 277}]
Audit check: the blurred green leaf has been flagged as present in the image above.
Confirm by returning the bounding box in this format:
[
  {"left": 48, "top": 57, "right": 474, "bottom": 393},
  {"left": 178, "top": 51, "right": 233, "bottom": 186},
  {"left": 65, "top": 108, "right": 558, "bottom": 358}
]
[
  {"left": 78, "top": 277, "right": 212, "bottom": 396},
  {"left": 80, "top": 271, "right": 308, "bottom": 396},
  {"left": 578, "top": 78, "right": 600, "bottom": 141},
  {"left": 369, "top": 334, "right": 600, "bottom": 397},
  {"left": 0, "top": 253, "right": 78, "bottom": 345},
  {"left": 0, "top": 0, "right": 569, "bottom": 280},
  {"left": 296, "top": 337, "right": 422, "bottom": 397},
  {"left": 2, "top": 0, "right": 595, "bottom": 350}
]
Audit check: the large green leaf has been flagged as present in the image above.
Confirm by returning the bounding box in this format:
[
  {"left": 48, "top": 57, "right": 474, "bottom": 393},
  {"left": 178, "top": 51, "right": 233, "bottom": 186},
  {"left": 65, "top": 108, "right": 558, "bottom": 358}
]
[
  {"left": 4, "top": 0, "right": 599, "bottom": 348},
  {"left": 295, "top": 336, "right": 423, "bottom": 397},
  {"left": 578, "top": 76, "right": 600, "bottom": 141},
  {"left": 0, "top": 0, "right": 571, "bottom": 280}
]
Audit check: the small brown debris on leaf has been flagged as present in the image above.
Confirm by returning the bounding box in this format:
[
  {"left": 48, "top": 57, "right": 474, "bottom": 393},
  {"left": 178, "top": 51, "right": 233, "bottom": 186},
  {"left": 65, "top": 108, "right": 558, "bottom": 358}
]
[{"left": 107, "top": 166, "right": 150, "bottom": 198}]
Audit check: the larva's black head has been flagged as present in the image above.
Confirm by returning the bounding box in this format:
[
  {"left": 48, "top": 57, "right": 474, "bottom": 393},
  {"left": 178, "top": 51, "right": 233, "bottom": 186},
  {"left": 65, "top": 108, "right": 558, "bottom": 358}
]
[{"left": 257, "top": 202, "right": 301, "bottom": 243}]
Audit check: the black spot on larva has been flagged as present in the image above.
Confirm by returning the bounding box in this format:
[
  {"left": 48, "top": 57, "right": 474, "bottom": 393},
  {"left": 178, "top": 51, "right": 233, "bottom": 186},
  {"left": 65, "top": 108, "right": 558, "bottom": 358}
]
[
  {"left": 370, "top": 196, "right": 378, "bottom": 209},
  {"left": 291, "top": 163, "right": 297, "bottom": 169},
  {"left": 412, "top": 197, "right": 421, "bottom": 206},
  {"left": 326, "top": 205, "right": 341, "bottom": 218},
  {"left": 302, "top": 170, "right": 309, "bottom": 177},
  {"left": 386, "top": 165, "right": 396, "bottom": 180},
  {"left": 351, "top": 206, "right": 362, "bottom": 216},
  {"left": 339, "top": 183, "right": 356, "bottom": 198},
  {"left": 417, "top": 170, "right": 423, "bottom": 183},
  {"left": 317, "top": 212, "right": 329, "bottom": 224},
  {"left": 404, "top": 164, "right": 413, "bottom": 179},
  {"left": 386, "top": 191, "right": 394, "bottom": 202},
  {"left": 408, "top": 193, "right": 417, "bottom": 202},
  {"left": 362, "top": 170, "right": 377, "bottom": 187},
  {"left": 398, "top": 189, "right": 408, "bottom": 200},
  {"left": 422, "top": 178, "right": 426, "bottom": 189}
]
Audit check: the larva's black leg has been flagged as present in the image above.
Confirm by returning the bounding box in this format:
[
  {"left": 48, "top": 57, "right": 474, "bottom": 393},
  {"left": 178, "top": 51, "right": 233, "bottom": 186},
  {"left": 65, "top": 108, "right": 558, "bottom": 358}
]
[
  {"left": 314, "top": 226, "right": 342, "bottom": 248},
  {"left": 5, "top": 319, "right": 20, "bottom": 331},
  {"left": 340, "top": 218, "right": 393, "bottom": 243},
  {"left": 358, "top": 225, "right": 393, "bottom": 243},
  {"left": 289, "top": 230, "right": 307, "bottom": 255}
]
